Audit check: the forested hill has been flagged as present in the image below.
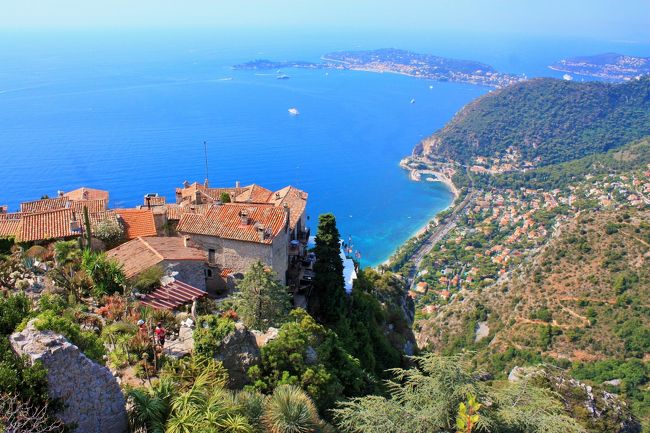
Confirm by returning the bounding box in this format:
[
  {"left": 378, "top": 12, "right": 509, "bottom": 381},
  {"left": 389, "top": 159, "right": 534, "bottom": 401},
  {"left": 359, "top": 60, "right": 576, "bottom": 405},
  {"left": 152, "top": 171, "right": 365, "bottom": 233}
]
[{"left": 417, "top": 76, "right": 650, "bottom": 166}]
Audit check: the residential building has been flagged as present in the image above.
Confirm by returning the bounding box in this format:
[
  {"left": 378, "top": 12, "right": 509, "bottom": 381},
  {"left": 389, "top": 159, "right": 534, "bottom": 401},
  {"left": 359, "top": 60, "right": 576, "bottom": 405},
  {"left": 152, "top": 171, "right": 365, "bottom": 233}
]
[
  {"left": 177, "top": 203, "right": 291, "bottom": 285},
  {"left": 106, "top": 236, "right": 225, "bottom": 293}
]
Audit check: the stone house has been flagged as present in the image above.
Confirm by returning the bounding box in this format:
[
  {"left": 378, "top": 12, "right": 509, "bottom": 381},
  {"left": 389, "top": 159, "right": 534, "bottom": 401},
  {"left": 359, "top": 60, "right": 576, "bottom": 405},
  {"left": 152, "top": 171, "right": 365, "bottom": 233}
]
[
  {"left": 177, "top": 203, "right": 291, "bottom": 286},
  {"left": 106, "top": 236, "right": 217, "bottom": 293}
]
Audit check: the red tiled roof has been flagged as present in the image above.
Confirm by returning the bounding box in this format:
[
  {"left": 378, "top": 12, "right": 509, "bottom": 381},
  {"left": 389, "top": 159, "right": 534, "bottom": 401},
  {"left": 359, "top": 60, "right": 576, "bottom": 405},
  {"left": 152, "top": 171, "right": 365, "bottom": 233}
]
[
  {"left": 20, "top": 197, "right": 69, "bottom": 213},
  {"left": 0, "top": 219, "right": 20, "bottom": 238},
  {"left": 106, "top": 236, "right": 206, "bottom": 279},
  {"left": 220, "top": 268, "right": 233, "bottom": 278},
  {"left": 138, "top": 280, "right": 207, "bottom": 311},
  {"left": 164, "top": 204, "right": 212, "bottom": 221},
  {"left": 234, "top": 184, "right": 273, "bottom": 203},
  {"left": 177, "top": 203, "right": 287, "bottom": 244},
  {"left": 114, "top": 209, "right": 157, "bottom": 239},
  {"left": 176, "top": 182, "right": 237, "bottom": 203},
  {"left": 64, "top": 187, "right": 109, "bottom": 202},
  {"left": 71, "top": 199, "right": 108, "bottom": 214},
  {"left": 0, "top": 212, "right": 22, "bottom": 221},
  {"left": 267, "top": 186, "right": 308, "bottom": 230},
  {"left": 16, "top": 208, "right": 80, "bottom": 242}
]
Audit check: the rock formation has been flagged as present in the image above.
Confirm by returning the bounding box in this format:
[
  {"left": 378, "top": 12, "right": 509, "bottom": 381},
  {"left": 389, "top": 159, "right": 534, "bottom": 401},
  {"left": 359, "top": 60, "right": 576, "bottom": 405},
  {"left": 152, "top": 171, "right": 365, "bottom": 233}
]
[{"left": 10, "top": 321, "right": 128, "bottom": 433}]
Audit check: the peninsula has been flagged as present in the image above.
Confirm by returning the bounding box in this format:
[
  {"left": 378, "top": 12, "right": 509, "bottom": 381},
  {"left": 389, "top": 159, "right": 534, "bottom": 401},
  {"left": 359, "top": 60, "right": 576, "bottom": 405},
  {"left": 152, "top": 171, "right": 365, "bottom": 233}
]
[
  {"left": 235, "top": 48, "right": 524, "bottom": 88},
  {"left": 549, "top": 52, "right": 650, "bottom": 81}
]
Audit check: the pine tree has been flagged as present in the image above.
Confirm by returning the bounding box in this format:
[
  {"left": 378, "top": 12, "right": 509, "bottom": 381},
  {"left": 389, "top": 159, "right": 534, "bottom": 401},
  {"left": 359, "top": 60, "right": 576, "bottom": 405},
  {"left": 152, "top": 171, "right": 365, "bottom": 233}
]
[
  {"left": 235, "top": 261, "right": 292, "bottom": 331},
  {"left": 312, "top": 213, "right": 346, "bottom": 324}
]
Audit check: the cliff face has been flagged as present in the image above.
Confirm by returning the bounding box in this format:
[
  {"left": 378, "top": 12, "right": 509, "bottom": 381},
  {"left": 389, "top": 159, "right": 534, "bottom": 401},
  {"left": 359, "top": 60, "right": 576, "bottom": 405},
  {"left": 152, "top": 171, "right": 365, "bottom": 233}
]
[{"left": 10, "top": 321, "right": 128, "bottom": 433}]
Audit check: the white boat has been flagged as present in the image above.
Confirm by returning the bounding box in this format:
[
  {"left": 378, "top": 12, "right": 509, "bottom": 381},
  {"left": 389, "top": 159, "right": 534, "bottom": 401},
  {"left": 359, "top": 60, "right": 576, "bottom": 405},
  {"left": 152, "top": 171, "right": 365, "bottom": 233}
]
[
  {"left": 429, "top": 85, "right": 433, "bottom": 89},
  {"left": 288, "top": 107, "right": 299, "bottom": 116},
  {"left": 563, "top": 74, "right": 573, "bottom": 81},
  {"left": 410, "top": 98, "right": 416, "bottom": 104}
]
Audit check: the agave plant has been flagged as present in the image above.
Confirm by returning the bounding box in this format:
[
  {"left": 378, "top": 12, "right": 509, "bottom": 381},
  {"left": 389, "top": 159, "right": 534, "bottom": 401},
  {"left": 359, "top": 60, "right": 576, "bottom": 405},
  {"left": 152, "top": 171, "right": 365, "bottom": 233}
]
[
  {"left": 126, "top": 387, "right": 169, "bottom": 433},
  {"left": 262, "top": 385, "right": 320, "bottom": 433},
  {"left": 166, "top": 366, "right": 253, "bottom": 433}
]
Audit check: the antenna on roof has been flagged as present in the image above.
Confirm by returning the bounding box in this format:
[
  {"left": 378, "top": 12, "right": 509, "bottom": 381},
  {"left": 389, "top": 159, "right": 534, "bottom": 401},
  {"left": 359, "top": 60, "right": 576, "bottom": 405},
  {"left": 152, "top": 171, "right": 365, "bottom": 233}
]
[{"left": 203, "top": 140, "right": 210, "bottom": 187}]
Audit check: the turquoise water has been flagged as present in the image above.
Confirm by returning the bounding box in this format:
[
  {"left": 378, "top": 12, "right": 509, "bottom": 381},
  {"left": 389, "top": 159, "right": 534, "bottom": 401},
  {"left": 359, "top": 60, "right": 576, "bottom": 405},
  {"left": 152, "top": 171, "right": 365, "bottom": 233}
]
[{"left": 1, "top": 30, "right": 649, "bottom": 266}]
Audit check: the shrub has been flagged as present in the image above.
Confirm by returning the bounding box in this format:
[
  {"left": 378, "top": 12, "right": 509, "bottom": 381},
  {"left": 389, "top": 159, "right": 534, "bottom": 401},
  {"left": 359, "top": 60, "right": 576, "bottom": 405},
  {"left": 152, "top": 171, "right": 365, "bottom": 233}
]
[
  {"left": 132, "top": 265, "right": 164, "bottom": 294},
  {"left": 93, "top": 219, "right": 125, "bottom": 248},
  {"left": 194, "top": 315, "right": 236, "bottom": 358},
  {"left": 33, "top": 310, "right": 106, "bottom": 362}
]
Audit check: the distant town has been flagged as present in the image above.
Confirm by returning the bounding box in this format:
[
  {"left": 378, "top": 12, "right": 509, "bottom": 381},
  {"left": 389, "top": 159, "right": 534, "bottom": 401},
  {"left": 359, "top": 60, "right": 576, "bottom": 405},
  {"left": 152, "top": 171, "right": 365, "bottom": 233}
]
[
  {"left": 235, "top": 48, "right": 526, "bottom": 88},
  {"left": 549, "top": 52, "right": 650, "bottom": 81}
]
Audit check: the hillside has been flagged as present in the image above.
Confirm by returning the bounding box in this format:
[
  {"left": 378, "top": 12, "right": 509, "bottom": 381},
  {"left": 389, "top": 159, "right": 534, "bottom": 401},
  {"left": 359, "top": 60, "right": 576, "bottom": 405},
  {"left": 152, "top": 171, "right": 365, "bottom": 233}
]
[
  {"left": 489, "top": 137, "right": 650, "bottom": 190},
  {"left": 416, "top": 76, "right": 650, "bottom": 166},
  {"left": 411, "top": 140, "right": 650, "bottom": 430}
]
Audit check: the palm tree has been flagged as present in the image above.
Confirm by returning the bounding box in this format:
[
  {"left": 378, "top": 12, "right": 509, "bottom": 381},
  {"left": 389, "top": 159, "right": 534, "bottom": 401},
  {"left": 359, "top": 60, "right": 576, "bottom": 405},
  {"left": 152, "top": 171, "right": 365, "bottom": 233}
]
[{"left": 262, "top": 385, "right": 320, "bottom": 433}]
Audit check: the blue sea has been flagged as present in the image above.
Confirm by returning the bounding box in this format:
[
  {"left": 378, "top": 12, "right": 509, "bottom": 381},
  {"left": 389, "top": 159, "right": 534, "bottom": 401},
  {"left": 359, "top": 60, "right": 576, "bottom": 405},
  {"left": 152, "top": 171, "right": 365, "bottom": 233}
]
[{"left": 1, "top": 29, "right": 649, "bottom": 266}]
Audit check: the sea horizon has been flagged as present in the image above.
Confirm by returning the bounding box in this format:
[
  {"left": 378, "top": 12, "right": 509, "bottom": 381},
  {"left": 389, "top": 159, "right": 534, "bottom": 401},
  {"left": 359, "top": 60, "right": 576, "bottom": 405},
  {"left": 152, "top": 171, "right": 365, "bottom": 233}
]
[{"left": 2, "top": 29, "right": 649, "bottom": 266}]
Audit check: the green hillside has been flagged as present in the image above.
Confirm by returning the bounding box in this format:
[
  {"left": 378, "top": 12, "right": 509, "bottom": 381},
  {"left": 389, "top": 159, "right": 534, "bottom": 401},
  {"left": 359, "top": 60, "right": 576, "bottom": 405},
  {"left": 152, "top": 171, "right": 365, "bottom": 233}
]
[{"left": 418, "top": 77, "right": 650, "bottom": 165}]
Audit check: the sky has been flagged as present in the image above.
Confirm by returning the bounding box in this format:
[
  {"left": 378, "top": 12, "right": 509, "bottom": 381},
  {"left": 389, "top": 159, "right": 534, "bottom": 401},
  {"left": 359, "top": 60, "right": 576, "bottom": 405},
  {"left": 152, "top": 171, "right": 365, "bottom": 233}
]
[
  {"left": 0, "top": 0, "right": 650, "bottom": 42},
  {"left": 1, "top": 0, "right": 650, "bottom": 42}
]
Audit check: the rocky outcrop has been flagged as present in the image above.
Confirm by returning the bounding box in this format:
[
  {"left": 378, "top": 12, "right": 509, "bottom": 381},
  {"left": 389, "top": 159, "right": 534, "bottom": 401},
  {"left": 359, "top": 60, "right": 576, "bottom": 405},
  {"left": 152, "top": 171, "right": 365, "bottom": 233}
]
[
  {"left": 10, "top": 321, "right": 128, "bottom": 433},
  {"left": 509, "top": 366, "right": 641, "bottom": 433},
  {"left": 215, "top": 322, "right": 261, "bottom": 388}
]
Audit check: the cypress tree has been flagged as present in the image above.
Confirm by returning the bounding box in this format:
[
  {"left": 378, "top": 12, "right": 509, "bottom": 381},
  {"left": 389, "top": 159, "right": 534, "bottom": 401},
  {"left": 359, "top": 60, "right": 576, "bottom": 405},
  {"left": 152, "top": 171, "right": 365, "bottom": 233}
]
[{"left": 312, "top": 213, "right": 346, "bottom": 323}]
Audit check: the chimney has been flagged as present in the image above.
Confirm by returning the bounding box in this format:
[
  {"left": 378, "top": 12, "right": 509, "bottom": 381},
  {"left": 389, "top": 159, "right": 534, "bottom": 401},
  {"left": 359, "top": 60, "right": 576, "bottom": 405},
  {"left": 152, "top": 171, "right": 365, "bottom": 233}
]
[
  {"left": 235, "top": 180, "right": 240, "bottom": 189},
  {"left": 257, "top": 225, "right": 266, "bottom": 241},
  {"left": 239, "top": 209, "right": 249, "bottom": 225},
  {"left": 194, "top": 190, "right": 201, "bottom": 204},
  {"left": 204, "top": 178, "right": 209, "bottom": 188},
  {"left": 183, "top": 236, "right": 189, "bottom": 248},
  {"left": 283, "top": 203, "right": 290, "bottom": 233},
  {"left": 145, "top": 196, "right": 151, "bottom": 209},
  {"left": 183, "top": 180, "right": 190, "bottom": 188},
  {"left": 57, "top": 190, "right": 64, "bottom": 197}
]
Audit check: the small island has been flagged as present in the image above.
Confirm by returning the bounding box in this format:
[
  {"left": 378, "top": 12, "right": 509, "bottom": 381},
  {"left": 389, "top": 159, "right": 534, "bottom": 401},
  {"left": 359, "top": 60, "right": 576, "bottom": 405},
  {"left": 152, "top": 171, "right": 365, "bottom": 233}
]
[
  {"left": 234, "top": 48, "right": 524, "bottom": 88},
  {"left": 549, "top": 52, "right": 650, "bottom": 81}
]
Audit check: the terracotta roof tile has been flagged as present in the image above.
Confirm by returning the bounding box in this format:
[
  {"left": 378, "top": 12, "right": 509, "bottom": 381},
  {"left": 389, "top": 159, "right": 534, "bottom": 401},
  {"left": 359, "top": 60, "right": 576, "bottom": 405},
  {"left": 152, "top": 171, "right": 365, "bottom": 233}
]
[
  {"left": 177, "top": 182, "right": 237, "bottom": 203},
  {"left": 267, "top": 186, "right": 308, "bottom": 230},
  {"left": 114, "top": 209, "right": 157, "bottom": 239},
  {"left": 20, "top": 197, "right": 69, "bottom": 213},
  {"left": 234, "top": 184, "right": 273, "bottom": 203},
  {"left": 106, "top": 236, "right": 206, "bottom": 279},
  {"left": 164, "top": 204, "right": 212, "bottom": 221},
  {"left": 0, "top": 219, "right": 20, "bottom": 238},
  {"left": 177, "top": 203, "right": 287, "bottom": 244},
  {"left": 64, "top": 187, "right": 109, "bottom": 202},
  {"left": 71, "top": 199, "right": 108, "bottom": 214},
  {"left": 16, "top": 208, "right": 80, "bottom": 242}
]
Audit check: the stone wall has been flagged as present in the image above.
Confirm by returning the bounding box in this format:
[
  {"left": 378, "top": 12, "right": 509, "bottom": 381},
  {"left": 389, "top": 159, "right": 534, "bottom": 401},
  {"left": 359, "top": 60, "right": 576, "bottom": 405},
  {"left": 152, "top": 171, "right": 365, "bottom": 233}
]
[
  {"left": 187, "top": 233, "right": 288, "bottom": 284},
  {"left": 162, "top": 259, "right": 207, "bottom": 291},
  {"left": 10, "top": 321, "right": 128, "bottom": 433}
]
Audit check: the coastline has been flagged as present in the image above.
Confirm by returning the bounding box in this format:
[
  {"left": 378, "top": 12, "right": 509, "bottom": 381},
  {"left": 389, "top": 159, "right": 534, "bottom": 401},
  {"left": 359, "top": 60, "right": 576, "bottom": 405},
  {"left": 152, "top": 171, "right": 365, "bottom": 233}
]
[{"left": 379, "top": 158, "right": 460, "bottom": 267}]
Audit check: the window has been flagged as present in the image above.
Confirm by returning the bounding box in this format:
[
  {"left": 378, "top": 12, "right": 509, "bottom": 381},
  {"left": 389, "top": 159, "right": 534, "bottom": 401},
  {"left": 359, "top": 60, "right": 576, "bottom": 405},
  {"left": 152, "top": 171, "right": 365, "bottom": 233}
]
[
  {"left": 205, "top": 268, "right": 213, "bottom": 278},
  {"left": 208, "top": 249, "right": 215, "bottom": 264}
]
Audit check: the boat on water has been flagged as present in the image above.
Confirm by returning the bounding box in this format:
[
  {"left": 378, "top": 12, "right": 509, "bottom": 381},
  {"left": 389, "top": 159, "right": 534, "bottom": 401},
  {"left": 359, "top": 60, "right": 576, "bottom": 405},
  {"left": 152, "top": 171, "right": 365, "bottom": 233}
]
[
  {"left": 288, "top": 107, "right": 299, "bottom": 116},
  {"left": 277, "top": 74, "right": 290, "bottom": 80},
  {"left": 410, "top": 98, "right": 416, "bottom": 104}
]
